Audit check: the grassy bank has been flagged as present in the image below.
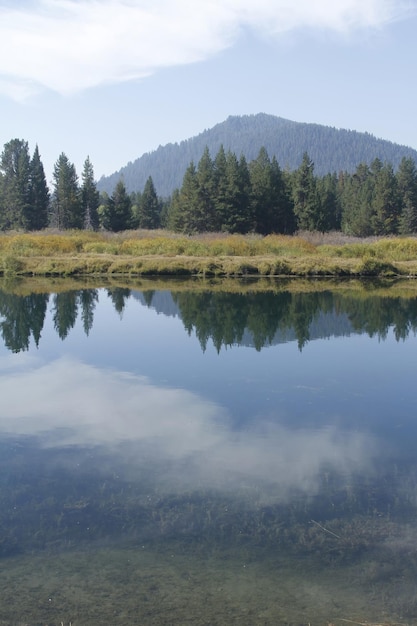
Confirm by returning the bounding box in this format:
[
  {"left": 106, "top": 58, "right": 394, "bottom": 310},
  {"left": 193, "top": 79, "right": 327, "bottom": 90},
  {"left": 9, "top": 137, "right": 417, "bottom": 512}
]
[{"left": 1, "top": 230, "right": 417, "bottom": 278}]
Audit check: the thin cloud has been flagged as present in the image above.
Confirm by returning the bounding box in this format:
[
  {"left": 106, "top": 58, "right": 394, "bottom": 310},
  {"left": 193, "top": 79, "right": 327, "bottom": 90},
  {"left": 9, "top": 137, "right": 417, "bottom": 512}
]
[{"left": 0, "top": 0, "right": 412, "bottom": 99}]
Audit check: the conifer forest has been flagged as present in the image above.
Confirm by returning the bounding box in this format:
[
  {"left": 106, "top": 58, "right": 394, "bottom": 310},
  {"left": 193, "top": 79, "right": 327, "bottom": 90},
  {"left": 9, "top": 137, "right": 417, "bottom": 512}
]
[{"left": 1, "top": 138, "right": 417, "bottom": 238}]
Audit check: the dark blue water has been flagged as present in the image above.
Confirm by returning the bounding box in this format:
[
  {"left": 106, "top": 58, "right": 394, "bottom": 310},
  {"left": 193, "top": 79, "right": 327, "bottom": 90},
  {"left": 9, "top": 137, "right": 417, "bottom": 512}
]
[{"left": 0, "top": 279, "right": 416, "bottom": 625}]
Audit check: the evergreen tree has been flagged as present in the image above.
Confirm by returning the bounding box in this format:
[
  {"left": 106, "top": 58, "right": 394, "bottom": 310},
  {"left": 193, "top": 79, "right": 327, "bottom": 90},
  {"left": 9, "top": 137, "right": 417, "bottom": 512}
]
[
  {"left": 0, "top": 139, "right": 31, "bottom": 230},
  {"left": 222, "top": 151, "right": 252, "bottom": 233},
  {"left": 130, "top": 191, "right": 142, "bottom": 229},
  {"left": 292, "top": 152, "right": 321, "bottom": 231},
  {"left": 166, "top": 150, "right": 213, "bottom": 233},
  {"left": 238, "top": 154, "right": 253, "bottom": 226},
  {"left": 370, "top": 159, "right": 400, "bottom": 235},
  {"left": 341, "top": 163, "right": 374, "bottom": 236},
  {"left": 81, "top": 156, "right": 99, "bottom": 230},
  {"left": 174, "top": 162, "right": 200, "bottom": 233},
  {"left": 212, "top": 145, "right": 228, "bottom": 230},
  {"left": 249, "top": 148, "right": 295, "bottom": 234},
  {"left": 165, "top": 188, "right": 182, "bottom": 231},
  {"left": 105, "top": 180, "right": 132, "bottom": 232},
  {"left": 316, "top": 172, "right": 341, "bottom": 232},
  {"left": 249, "top": 147, "right": 274, "bottom": 234},
  {"left": 97, "top": 191, "right": 110, "bottom": 229},
  {"left": 137, "top": 176, "right": 160, "bottom": 229},
  {"left": 397, "top": 157, "right": 417, "bottom": 234},
  {"left": 269, "top": 156, "right": 295, "bottom": 234},
  {"left": 195, "top": 146, "right": 216, "bottom": 231},
  {"left": 158, "top": 197, "right": 170, "bottom": 229},
  {"left": 28, "top": 145, "right": 49, "bottom": 230},
  {"left": 211, "top": 146, "right": 252, "bottom": 233},
  {"left": 51, "top": 153, "right": 82, "bottom": 229}
]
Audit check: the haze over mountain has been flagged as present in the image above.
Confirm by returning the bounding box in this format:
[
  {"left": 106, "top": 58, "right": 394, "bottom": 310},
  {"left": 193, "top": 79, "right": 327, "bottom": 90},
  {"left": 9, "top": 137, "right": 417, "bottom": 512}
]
[{"left": 97, "top": 113, "right": 417, "bottom": 197}]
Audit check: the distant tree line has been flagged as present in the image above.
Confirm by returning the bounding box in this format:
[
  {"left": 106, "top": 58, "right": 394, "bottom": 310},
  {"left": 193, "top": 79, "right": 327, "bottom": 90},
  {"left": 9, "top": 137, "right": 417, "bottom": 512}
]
[{"left": 1, "top": 138, "right": 417, "bottom": 237}]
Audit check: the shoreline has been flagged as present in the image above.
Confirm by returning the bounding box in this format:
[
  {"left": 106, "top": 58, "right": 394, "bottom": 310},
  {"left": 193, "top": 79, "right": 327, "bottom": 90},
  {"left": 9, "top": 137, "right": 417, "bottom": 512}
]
[{"left": 1, "top": 231, "right": 417, "bottom": 278}]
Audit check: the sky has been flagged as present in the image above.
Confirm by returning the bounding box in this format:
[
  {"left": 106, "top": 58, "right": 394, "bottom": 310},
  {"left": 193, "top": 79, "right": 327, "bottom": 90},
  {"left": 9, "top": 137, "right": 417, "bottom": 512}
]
[{"left": 0, "top": 0, "right": 416, "bottom": 186}]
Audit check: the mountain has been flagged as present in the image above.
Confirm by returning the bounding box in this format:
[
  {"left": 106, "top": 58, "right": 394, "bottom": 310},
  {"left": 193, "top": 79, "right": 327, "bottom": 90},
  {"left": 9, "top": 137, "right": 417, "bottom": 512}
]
[{"left": 97, "top": 113, "right": 417, "bottom": 197}]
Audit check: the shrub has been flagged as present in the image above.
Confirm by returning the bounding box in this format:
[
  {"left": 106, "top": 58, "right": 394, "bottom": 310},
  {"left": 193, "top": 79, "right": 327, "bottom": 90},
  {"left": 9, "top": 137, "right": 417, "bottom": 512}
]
[
  {"left": 355, "top": 256, "right": 400, "bottom": 276},
  {"left": 372, "top": 238, "right": 417, "bottom": 261},
  {"left": 2, "top": 255, "right": 24, "bottom": 275}
]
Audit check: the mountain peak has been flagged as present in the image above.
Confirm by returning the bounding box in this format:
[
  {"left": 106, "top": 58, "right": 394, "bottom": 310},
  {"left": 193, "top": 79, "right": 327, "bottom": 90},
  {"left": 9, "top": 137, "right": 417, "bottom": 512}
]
[{"left": 97, "top": 113, "right": 417, "bottom": 197}]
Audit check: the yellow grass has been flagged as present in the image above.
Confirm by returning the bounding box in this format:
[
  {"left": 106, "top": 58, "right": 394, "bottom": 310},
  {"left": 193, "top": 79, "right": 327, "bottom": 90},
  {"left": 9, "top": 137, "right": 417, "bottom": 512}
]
[{"left": 1, "top": 230, "right": 417, "bottom": 278}]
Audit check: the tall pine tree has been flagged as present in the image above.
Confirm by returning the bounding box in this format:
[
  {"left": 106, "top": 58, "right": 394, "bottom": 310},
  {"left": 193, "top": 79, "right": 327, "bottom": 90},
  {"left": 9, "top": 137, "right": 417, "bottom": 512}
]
[
  {"left": 195, "top": 146, "right": 216, "bottom": 231},
  {"left": 81, "top": 156, "right": 99, "bottom": 230},
  {"left": 292, "top": 152, "right": 320, "bottom": 231},
  {"left": 249, "top": 147, "right": 274, "bottom": 234},
  {"left": 212, "top": 145, "right": 228, "bottom": 231},
  {"left": 397, "top": 157, "right": 417, "bottom": 234},
  {"left": 137, "top": 176, "right": 160, "bottom": 229},
  {"left": 104, "top": 180, "right": 132, "bottom": 232},
  {"left": 341, "top": 163, "right": 374, "bottom": 236},
  {"left": 370, "top": 159, "right": 400, "bottom": 235},
  {"left": 269, "top": 156, "right": 295, "bottom": 234},
  {"left": 222, "top": 151, "right": 252, "bottom": 233},
  {"left": 51, "top": 153, "right": 82, "bottom": 229},
  {"left": 211, "top": 145, "right": 252, "bottom": 233},
  {"left": 316, "top": 172, "right": 341, "bottom": 232},
  {"left": 28, "top": 145, "right": 49, "bottom": 230},
  {"left": 173, "top": 162, "right": 200, "bottom": 233},
  {"left": 0, "top": 139, "right": 31, "bottom": 230}
]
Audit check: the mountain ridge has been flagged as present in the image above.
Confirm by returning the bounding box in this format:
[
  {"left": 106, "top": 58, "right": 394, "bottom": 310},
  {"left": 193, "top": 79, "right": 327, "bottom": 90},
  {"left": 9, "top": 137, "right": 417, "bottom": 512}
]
[{"left": 97, "top": 113, "right": 417, "bottom": 197}]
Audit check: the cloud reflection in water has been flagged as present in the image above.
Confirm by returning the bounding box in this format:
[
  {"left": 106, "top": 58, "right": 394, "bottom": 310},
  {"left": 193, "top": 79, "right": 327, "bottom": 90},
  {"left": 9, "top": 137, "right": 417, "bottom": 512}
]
[{"left": 0, "top": 356, "right": 374, "bottom": 500}]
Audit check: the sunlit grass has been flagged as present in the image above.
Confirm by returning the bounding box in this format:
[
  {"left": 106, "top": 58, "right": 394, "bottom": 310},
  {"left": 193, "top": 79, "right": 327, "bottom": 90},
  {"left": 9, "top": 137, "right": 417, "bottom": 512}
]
[
  {"left": 0, "top": 231, "right": 319, "bottom": 258},
  {"left": 318, "top": 236, "right": 417, "bottom": 261},
  {"left": 0, "top": 229, "right": 417, "bottom": 277}
]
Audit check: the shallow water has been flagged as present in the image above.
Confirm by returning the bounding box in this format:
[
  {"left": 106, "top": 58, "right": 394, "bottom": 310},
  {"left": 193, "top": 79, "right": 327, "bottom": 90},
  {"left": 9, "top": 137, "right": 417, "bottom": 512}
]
[{"left": 0, "top": 278, "right": 417, "bottom": 625}]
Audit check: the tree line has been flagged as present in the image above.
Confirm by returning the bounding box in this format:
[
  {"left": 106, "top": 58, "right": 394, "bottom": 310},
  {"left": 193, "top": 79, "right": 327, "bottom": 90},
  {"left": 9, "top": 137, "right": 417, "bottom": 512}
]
[
  {"left": 1, "top": 138, "right": 417, "bottom": 236},
  {"left": 167, "top": 146, "right": 417, "bottom": 236},
  {"left": 0, "top": 139, "right": 160, "bottom": 232}
]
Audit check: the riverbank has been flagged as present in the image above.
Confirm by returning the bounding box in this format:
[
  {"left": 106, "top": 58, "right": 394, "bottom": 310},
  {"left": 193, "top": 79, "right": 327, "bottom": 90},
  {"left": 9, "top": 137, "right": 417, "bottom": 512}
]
[{"left": 1, "top": 230, "right": 417, "bottom": 278}]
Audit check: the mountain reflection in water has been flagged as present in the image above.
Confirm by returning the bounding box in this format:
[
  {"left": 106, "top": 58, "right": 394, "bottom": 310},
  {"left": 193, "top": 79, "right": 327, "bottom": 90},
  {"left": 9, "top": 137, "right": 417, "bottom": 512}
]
[{"left": 1, "top": 281, "right": 417, "bottom": 353}]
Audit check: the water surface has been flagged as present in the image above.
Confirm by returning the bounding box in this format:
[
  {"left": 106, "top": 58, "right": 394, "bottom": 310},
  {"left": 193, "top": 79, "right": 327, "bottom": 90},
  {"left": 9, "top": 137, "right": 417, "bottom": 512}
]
[{"left": 0, "top": 278, "right": 417, "bottom": 625}]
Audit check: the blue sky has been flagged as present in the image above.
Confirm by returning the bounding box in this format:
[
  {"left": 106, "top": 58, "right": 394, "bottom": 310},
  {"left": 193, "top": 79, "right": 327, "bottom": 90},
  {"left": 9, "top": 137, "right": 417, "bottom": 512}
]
[{"left": 0, "top": 0, "right": 416, "bottom": 185}]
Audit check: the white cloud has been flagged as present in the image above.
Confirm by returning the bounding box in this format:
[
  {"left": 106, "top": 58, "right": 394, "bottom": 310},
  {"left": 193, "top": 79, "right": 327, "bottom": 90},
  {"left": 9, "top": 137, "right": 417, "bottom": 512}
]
[{"left": 0, "top": 0, "right": 412, "bottom": 100}]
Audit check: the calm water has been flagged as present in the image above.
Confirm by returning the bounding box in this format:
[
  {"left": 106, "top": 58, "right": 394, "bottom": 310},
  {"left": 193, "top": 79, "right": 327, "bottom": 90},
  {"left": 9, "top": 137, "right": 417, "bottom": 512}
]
[{"left": 1, "top": 278, "right": 417, "bottom": 625}]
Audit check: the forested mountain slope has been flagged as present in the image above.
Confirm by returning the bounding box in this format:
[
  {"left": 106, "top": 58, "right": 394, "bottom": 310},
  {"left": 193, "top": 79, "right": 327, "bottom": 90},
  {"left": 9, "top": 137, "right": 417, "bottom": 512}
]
[{"left": 97, "top": 113, "right": 417, "bottom": 196}]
